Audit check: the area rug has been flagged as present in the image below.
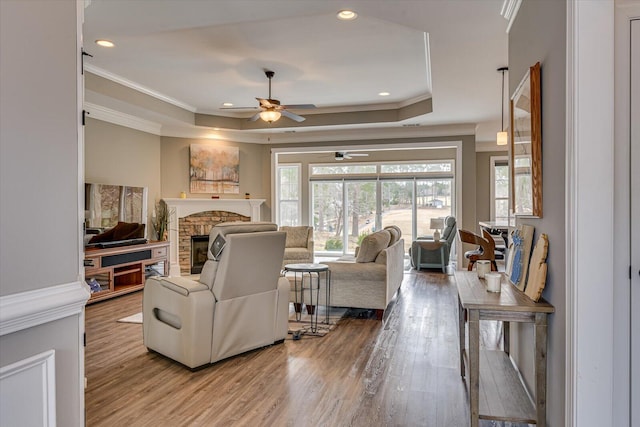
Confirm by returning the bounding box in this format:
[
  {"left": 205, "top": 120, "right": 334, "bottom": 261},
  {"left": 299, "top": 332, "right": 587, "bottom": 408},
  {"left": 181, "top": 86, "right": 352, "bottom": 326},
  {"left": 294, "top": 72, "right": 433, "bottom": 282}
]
[
  {"left": 117, "top": 312, "right": 143, "bottom": 323},
  {"left": 288, "top": 306, "right": 348, "bottom": 337}
]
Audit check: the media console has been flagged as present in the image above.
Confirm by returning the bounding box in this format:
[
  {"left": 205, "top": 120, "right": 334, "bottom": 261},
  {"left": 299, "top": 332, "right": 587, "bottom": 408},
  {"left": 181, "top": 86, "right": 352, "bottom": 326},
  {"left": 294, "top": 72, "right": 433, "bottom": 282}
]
[{"left": 84, "top": 240, "right": 169, "bottom": 304}]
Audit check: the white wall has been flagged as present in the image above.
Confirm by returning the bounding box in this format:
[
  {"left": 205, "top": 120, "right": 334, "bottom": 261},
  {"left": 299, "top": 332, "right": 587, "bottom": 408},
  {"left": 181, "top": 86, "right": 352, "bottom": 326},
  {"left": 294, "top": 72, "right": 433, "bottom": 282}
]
[{"left": 0, "top": 1, "right": 88, "bottom": 425}]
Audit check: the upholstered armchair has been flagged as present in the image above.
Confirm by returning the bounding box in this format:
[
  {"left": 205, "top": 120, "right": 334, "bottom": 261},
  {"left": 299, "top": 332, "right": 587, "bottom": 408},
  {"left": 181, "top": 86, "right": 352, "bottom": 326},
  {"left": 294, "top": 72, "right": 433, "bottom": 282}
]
[
  {"left": 280, "top": 226, "right": 314, "bottom": 268},
  {"left": 408, "top": 216, "right": 457, "bottom": 272},
  {"left": 143, "top": 222, "right": 290, "bottom": 369}
]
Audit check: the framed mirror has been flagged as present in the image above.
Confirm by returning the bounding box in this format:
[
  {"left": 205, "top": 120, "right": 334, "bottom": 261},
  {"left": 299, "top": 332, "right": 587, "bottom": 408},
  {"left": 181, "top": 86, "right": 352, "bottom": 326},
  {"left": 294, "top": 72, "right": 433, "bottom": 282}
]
[{"left": 510, "top": 62, "right": 542, "bottom": 217}]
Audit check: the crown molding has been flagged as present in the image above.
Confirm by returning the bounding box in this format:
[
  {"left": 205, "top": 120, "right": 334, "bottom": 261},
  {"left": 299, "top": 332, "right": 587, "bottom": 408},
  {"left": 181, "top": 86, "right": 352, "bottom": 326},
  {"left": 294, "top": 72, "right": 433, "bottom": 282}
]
[
  {"left": 85, "top": 102, "right": 163, "bottom": 135},
  {"left": 84, "top": 64, "right": 197, "bottom": 112},
  {"left": 501, "top": 0, "right": 522, "bottom": 33}
]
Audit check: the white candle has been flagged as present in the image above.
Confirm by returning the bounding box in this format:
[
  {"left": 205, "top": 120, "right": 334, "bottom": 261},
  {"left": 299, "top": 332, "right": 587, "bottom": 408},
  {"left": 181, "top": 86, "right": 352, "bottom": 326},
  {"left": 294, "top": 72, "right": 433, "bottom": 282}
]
[{"left": 485, "top": 272, "right": 502, "bottom": 292}]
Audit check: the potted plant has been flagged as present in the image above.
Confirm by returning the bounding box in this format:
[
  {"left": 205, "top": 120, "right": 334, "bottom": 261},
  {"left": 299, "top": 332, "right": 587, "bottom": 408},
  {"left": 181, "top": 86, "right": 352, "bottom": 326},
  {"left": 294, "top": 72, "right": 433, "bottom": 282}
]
[{"left": 152, "top": 200, "right": 170, "bottom": 241}]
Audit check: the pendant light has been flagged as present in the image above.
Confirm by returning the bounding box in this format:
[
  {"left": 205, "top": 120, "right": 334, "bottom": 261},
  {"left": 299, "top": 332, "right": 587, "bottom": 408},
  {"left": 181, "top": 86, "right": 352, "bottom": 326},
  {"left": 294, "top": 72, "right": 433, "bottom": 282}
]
[{"left": 497, "top": 66, "right": 509, "bottom": 145}]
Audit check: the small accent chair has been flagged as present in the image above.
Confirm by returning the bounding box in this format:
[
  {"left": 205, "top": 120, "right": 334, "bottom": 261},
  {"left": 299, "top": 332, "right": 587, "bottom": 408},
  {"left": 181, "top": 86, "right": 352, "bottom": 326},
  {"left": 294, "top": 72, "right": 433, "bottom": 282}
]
[
  {"left": 458, "top": 228, "right": 499, "bottom": 272},
  {"left": 143, "top": 222, "right": 290, "bottom": 369},
  {"left": 280, "top": 226, "right": 314, "bottom": 268},
  {"left": 409, "top": 216, "right": 457, "bottom": 272}
]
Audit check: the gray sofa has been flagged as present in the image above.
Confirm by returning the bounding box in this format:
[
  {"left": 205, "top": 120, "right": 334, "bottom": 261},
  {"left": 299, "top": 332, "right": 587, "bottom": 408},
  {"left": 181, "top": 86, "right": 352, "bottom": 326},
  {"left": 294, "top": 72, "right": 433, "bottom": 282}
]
[{"left": 317, "top": 226, "right": 405, "bottom": 320}]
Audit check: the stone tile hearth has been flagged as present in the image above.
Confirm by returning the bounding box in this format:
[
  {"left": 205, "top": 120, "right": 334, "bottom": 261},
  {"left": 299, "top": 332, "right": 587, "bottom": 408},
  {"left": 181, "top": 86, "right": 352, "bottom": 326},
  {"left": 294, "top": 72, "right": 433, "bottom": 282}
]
[{"left": 178, "top": 210, "right": 249, "bottom": 274}]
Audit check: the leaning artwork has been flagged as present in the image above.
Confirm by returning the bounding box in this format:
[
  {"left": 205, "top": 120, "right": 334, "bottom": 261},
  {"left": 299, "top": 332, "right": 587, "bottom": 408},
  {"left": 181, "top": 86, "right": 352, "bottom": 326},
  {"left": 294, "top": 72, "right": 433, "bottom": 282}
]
[
  {"left": 505, "top": 224, "right": 534, "bottom": 291},
  {"left": 189, "top": 144, "right": 239, "bottom": 194}
]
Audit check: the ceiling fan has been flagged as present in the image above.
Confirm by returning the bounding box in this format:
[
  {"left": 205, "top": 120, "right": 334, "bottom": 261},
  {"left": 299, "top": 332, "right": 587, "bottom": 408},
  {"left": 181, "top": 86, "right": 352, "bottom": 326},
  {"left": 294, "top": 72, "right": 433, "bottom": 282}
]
[
  {"left": 335, "top": 151, "right": 369, "bottom": 161},
  {"left": 222, "top": 70, "right": 316, "bottom": 123}
]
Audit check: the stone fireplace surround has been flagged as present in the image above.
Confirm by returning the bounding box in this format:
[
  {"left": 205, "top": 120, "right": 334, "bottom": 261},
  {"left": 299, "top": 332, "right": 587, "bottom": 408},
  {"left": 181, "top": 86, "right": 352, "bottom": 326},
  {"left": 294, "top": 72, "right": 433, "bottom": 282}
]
[{"left": 164, "top": 198, "right": 265, "bottom": 276}]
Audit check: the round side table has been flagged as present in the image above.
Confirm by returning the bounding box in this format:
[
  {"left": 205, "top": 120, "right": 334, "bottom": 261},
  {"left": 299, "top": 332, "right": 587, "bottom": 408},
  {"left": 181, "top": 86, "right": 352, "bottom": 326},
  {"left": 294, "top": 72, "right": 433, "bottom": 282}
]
[{"left": 283, "top": 263, "right": 331, "bottom": 333}]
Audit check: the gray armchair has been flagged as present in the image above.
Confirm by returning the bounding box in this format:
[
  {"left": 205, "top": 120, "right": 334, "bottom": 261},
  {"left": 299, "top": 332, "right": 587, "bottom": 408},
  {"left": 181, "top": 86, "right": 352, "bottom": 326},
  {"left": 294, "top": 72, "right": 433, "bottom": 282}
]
[{"left": 409, "top": 216, "right": 457, "bottom": 272}]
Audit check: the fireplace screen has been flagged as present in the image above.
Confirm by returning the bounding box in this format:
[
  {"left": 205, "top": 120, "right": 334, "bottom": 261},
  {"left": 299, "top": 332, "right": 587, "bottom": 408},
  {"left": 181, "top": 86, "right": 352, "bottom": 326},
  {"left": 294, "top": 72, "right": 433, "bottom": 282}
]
[{"left": 190, "top": 235, "right": 209, "bottom": 274}]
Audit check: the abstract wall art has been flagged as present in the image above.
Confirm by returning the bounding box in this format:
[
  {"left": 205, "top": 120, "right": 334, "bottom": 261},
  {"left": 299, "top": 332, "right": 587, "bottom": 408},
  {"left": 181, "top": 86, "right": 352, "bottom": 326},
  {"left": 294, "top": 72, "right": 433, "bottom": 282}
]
[{"left": 189, "top": 144, "right": 239, "bottom": 194}]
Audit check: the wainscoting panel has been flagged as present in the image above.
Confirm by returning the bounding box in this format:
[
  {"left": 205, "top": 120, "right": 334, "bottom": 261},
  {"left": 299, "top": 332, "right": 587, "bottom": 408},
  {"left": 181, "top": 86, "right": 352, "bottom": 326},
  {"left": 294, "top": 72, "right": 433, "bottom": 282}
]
[{"left": 0, "top": 350, "right": 56, "bottom": 427}]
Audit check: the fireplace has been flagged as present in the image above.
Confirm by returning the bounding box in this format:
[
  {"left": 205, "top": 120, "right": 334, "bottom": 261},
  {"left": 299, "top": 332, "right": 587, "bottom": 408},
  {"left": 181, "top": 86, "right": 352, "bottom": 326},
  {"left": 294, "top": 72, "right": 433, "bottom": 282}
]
[
  {"left": 163, "top": 198, "right": 265, "bottom": 276},
  {"left": 190, "top": 235, "right": 209, "bottom": 274}
]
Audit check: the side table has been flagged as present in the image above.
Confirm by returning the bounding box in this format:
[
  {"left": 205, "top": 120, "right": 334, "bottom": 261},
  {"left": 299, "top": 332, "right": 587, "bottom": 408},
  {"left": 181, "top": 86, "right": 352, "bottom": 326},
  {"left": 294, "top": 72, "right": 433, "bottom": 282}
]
[
  {"left": 454, "top": 270, "right": 554, "bottom": 427},
  {"left": 283, "top": 263, "right": 331, "bottom": 333}
]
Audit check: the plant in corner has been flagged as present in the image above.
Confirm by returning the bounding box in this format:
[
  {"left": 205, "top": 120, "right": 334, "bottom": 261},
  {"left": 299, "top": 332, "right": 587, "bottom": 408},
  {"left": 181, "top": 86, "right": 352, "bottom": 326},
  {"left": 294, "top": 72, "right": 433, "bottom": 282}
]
[{"left": 152, "top": 200, "right": 170, "bottom": 241}]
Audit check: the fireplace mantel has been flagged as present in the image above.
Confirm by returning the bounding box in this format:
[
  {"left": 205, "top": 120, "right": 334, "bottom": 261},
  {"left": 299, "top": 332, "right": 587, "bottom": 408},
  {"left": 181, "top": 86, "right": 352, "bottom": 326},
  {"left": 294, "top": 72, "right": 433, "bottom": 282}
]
[{"left": 164, "top": 198, "right": 265, "bottom": 275}]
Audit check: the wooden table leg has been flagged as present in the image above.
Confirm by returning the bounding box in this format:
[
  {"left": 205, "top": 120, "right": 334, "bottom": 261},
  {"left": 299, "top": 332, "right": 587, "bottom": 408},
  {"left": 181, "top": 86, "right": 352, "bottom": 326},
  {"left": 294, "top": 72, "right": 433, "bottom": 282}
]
[
  {"left": 535, "top": 312, "right": 548, "bottom": 427},
  {"left": 468, "top": 309, "right": 480, "bottom": 427},
  {"left": 503, "top": 320, "right": 510, "bottom": 355},
  {"left": 458, "top": 295, "right": 465, "bottom": 377}
]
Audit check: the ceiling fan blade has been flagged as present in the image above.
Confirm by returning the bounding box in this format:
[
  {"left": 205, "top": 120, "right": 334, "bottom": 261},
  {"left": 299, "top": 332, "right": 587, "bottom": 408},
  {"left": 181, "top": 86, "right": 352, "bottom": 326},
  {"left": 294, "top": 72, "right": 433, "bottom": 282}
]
[
  {"left": 281, "top": 104, "right": 316, "bottom": 109},
  {"left": 248, "top": 112, "right": 261, "bottom": 122},
  {"left": 256, "top": 97, "right": 274, "bottom": 109},
  {"left": 220, "top": 106, "right": 259, "bottom": 110},
  {"left": 281, "top": 109, "right": 306, "bottom": 122}
]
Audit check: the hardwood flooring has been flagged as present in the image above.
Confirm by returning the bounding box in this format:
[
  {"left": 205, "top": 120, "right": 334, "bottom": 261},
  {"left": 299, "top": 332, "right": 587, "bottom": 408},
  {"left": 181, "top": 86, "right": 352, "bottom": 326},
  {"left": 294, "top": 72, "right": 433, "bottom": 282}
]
[{"left": 85, "top": 271, "right": 527, "bottom": 427}]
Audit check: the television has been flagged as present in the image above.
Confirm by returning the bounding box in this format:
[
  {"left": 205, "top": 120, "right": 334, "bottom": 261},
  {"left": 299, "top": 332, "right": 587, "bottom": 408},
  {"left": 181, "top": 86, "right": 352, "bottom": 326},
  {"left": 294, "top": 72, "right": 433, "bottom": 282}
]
[{"left": 84, "top": 183, "right": 148, "bottom": 233}]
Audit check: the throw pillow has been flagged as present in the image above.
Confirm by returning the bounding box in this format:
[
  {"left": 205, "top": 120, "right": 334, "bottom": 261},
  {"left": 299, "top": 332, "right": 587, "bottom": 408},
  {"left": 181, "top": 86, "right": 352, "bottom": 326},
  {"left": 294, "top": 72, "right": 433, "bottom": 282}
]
[
  {"left": 384, "top": 225, "right": 401, "bottom": 245},
  {"left": 356, "top": 230, "right": 391, "bottom": 263},
  {"left": 281, "top": 226, "right": 310, "bottom": 248}
]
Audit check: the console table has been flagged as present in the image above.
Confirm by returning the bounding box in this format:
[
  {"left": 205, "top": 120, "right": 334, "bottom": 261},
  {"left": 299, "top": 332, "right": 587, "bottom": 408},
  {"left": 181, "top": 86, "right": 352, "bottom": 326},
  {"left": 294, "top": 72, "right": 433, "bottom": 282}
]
[
  {"left": 85, "top": 241, "right": 169, "bottom": 304},
  {"left": 454, "top": 270, "right": 554, "bottom": 427}
]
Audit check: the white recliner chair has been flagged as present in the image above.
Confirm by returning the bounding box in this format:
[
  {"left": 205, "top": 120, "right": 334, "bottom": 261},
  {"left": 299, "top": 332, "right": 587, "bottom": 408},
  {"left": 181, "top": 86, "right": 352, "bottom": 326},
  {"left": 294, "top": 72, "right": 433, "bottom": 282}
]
[{"left": 143, "top": 222, "right": 290, "bottom": 369}]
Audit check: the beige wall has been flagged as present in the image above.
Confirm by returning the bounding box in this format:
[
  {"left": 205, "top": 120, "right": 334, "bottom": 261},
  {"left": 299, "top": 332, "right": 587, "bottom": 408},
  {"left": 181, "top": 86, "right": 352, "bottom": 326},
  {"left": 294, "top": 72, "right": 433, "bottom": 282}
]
[
  {"left": 160, "top": 137, "right": 272, "bottom": 220},
  {"left": 85, "top": 118, "right": 162, "bottom": 235}
]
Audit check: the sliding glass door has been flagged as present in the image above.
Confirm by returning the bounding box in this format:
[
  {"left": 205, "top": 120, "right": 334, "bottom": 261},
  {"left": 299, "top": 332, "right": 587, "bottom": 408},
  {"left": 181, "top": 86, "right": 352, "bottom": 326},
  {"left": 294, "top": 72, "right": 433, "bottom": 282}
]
[{"left": 309, "top": 160, "right": 455, "bottom": 257}]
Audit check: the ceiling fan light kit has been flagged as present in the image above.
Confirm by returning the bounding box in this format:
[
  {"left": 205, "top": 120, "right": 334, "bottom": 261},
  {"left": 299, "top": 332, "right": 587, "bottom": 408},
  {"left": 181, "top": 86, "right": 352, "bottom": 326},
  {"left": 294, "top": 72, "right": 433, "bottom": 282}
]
[{"left": 259, "top": 109, "right": 281, "bottom": 123}]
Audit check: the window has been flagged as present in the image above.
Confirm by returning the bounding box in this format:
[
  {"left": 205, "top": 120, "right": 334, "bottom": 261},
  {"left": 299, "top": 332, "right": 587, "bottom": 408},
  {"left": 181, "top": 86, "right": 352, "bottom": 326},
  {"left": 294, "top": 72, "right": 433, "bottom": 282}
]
[
  {"left": 491, "top": 156, "right": 509, "bottom": 222},
  {"left": 310, "top": 160, "right": 455, "bottom": 255},
  {"left": 277, "top": 164, "right": 301, "bottom": 226}
]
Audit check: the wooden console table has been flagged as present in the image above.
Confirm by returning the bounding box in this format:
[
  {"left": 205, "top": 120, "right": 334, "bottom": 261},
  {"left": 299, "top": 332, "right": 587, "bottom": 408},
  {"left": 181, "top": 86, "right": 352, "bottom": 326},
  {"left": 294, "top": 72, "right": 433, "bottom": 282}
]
[
  {"left": 85, "top": 241, "right": 168, "bottom": 304},
  {"left": 454, "top": 271, "right": 554, "bottom": 427}
]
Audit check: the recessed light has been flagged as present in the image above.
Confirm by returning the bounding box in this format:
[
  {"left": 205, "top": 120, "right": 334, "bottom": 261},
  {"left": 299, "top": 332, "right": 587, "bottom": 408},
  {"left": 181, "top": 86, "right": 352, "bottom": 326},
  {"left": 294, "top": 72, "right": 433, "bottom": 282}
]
[
  {"left": 378, "top": 92, "right": 390, "bottom": 97},
  {"left": 222, "top": 102, "right": 233, "bottom": 107},
  {"left": 337, "top": 10, "right": 358, "bottom": 20},
  {"left": 95, "top": 39, "right": 114, "bottom": 48}
]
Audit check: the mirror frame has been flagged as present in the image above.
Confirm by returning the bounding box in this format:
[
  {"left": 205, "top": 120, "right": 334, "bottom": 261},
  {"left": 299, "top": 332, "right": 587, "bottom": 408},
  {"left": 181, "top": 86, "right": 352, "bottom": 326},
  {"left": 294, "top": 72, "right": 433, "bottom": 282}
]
[{"left": 510, "top": 62, "right": 542, "bottom": 218}]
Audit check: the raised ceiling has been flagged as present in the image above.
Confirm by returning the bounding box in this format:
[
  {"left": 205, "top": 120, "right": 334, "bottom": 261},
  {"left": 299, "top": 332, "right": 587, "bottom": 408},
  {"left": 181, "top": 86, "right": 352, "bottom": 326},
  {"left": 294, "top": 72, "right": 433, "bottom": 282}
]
[{"left": 83, "top": 0, "right": 509, "bottom": 145}]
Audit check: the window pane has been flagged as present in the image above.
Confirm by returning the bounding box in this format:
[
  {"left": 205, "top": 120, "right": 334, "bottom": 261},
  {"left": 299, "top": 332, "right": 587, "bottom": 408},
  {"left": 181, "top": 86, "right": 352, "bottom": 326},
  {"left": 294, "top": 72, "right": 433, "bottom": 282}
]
[
  {"left": 381, "top": 181, "right": 413, "bottom": 253},
  {"left": 381, "top": 162, "right": 452, "bottom": 173},
  {"left": 346, "top": 181, "right": 377, "bottom": 253},
  {"left": 311, "top": 165, "right": 376, "bottom": 175},
  {"left": 312, "top": 182, "right": 344, "bottom": 254},
  {"left": 279, "top": 201, "right": 299, "bottom": 226},
  {"left": 495, "top": 165, "right": 509, "bottom": 198},
  {"left": 416, "top": 179, "right": 453, "bottom": 238},
  {"left": 278, "top": 165, "right": 300, "bottom": 226},
  {"left": 495, "top": 199, "right": 509, "bottom": 221}
]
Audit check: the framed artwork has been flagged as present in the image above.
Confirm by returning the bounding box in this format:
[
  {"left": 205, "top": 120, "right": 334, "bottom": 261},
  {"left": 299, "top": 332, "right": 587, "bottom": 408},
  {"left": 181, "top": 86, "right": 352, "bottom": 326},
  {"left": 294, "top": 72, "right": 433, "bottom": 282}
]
[
  {"left": 189, "top": 144, "right": 239, "bottom": 194},
  {"left": 510, "top": 62, "right": 542, "bottom": 217}
]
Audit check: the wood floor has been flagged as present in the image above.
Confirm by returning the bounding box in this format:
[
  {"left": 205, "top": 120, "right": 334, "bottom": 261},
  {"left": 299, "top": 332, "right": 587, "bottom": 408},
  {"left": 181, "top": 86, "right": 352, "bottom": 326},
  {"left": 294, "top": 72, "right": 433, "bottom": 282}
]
[{"left": 85, "top": 270, "right": 525, "bottom": 427}]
